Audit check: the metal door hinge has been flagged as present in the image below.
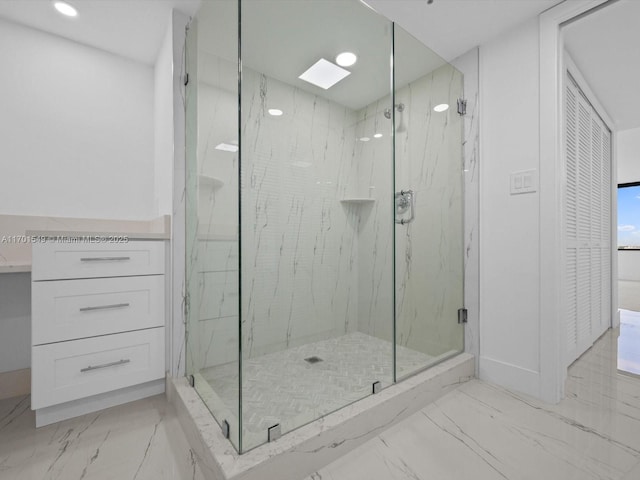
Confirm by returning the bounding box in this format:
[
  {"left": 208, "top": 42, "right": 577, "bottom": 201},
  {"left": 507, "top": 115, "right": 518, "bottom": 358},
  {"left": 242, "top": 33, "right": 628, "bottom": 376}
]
[
  {"left": 458, "top": 308, "right": 468, "bottom": 324},
  {"left": 457, "top": 98, "right": 467, "bottom": 116},
  {"left": 268, "top": 424, "right": 282, "bottom": 442},
  {"left": 222, "top": 420, "right": 230, "bottom": 439}
]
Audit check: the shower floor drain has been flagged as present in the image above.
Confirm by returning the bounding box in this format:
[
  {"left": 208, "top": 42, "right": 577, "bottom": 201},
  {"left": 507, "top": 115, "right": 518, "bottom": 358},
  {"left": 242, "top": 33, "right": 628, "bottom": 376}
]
[{"left": 304, "top": 356, "right": 323, "bottom": 364}]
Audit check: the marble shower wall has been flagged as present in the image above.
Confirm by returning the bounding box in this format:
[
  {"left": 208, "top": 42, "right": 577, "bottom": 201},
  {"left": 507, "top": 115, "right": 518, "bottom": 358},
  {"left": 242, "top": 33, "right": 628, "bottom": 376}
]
[
  {"left": 357, "top": 63, "right": 465, "bottom": 358},
  {"left": 395, "top": 64, "right": 464, "bottom": 357},
  {"left": 187, "top": 32, "right": 472, "bottom": 373},
  {"left": 186, "top": 48, "right": 242, "bottom": 373},
  {"left": 240, "top": 68, "right": 361, "bottom": 359},
  {"left": 354, "top": 100, "right": 395, "bottom": 343}
]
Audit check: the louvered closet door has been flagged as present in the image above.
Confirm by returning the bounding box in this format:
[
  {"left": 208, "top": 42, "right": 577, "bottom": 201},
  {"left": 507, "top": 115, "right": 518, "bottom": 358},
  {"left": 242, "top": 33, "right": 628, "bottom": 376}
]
[{"left": 565, "top": 73, "right": 612, "bottom": 365}]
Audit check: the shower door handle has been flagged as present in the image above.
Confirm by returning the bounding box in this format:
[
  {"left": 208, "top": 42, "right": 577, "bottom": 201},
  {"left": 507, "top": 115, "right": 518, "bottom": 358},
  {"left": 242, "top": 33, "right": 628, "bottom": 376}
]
[{"left": 395, "top": 190, "right": 415, "bottom": 225}]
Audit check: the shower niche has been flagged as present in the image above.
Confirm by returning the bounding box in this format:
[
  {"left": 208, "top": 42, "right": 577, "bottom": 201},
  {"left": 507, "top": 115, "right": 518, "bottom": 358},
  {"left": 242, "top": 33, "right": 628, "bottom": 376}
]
[{"left": 185, "top": 0, "right": 464, "bottom": 453}]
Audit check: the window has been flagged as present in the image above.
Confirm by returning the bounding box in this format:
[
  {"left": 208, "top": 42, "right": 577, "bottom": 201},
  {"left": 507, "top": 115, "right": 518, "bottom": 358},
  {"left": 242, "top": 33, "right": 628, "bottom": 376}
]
[{"left": 618, "top": 182, "right": 640, "bottom": 249}]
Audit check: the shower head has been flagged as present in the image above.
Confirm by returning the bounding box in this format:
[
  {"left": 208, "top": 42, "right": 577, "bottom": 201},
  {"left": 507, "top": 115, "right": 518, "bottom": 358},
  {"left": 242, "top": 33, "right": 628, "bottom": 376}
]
[{"left": 383, "top": 103, "right": 405, "bottom": 119}]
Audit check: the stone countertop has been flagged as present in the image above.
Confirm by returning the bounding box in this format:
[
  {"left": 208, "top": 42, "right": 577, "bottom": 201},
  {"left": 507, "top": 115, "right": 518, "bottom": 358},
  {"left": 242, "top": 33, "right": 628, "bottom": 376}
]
[{"left": 25, "top": 230, "right": 170, "bottom": 240}]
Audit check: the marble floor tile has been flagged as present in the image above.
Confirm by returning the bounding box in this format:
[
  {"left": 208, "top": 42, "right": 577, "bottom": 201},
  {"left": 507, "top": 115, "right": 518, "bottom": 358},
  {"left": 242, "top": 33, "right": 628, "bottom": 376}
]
[
  {"left": 0, "top": 394, "right": 206, "bottom": 480},
  {"left": 2, "top": 322, "right": 638, "bottom": 480},
  {"left": 305, "top": 327, "right": 640, "bottom": 480},
  {"left": 618, "top": 309, "right": 640, "bottom": 376}
]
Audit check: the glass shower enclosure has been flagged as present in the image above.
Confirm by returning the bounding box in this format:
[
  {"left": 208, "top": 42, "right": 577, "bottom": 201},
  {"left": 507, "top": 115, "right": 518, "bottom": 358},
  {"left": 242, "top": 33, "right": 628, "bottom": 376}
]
[{"left": 185, "top": 0, "right": 464, "bottom": 453}]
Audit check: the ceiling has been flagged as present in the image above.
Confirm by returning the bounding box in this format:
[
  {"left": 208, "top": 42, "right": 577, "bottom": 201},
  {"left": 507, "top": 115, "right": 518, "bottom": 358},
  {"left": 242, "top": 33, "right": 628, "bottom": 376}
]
[
  {"left": 365, "top": 0, "right": 563, "bottom": 61},
  {"left": 1, "top": 0, "right": 632, "bottom": 129},
  {"left": 196, "top": 0, "right": 448, "bottom": 110},
  {"left": 0, "top": 0, "right": 563, "bottom": 68},
  {"left": 564, "top": 0, "right": 640, "bottom": 131},
  {"left": 0, "top": 0, "right": 201, "bottom": 65}
]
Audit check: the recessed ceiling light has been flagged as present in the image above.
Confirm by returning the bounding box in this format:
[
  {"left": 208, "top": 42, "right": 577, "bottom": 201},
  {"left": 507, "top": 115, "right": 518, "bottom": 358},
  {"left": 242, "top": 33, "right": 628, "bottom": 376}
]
[
  {"left": 335, "top": 52, "right": 357, "bottom": 67},
  {"left": 373, "top": 133, "right": 383, "bottom": 138},
  {"left": 268, "top": 108, "right": 283, "bottom": 116},
  {"left": 434, "top": 103, "right": 449, "bottom": 112},
  {"left": 299, "top": 58, "right": 350, "bottom": 90},
  {"left": 359, "top": 137, "right": 370, "bottom": 142},
  {"left": 53, "top": 1, "right": 78, "bottom": 17},
  {"left": 215, "top": 143, "right": 239, "bottom": 152}
]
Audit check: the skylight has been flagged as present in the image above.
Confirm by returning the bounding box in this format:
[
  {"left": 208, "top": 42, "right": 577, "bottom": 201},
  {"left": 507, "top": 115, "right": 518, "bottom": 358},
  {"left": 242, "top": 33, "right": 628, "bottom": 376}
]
[{"left": 298, "top": 59, "right": 351, "bottom": 90}]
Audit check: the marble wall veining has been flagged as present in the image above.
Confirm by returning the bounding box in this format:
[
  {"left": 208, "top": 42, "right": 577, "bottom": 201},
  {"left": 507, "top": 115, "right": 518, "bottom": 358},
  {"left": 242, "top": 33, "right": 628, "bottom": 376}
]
[
  {"left": 356, "top": 62, "right": 465, "bottom": 362},
  {"left": 189, "top": 56, "right": 471, "bottom": 369},
  {"left": 354, "top": 99, "right": 395, "bottom": 343},
  {"left": 187, "top": 53, "right": 241, "bottom": 373},
  {"left": 240, "top": 68, "right": 361, "bottom": 359},
  {"left": 394, "top": 64, "right": 465, "bottom": 358}
]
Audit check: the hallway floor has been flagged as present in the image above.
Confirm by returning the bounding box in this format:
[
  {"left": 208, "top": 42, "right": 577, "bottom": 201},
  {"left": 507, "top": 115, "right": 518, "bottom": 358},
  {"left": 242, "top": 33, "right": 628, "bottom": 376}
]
[
  {"left": 619, "top": 309, "right": 640, "bottom": 376},
  {"left": 1, "top": 322, "right": 639, "bottom": 479},
  {"left": 0, "top": 393, "right": 205, "bottom": 480}
]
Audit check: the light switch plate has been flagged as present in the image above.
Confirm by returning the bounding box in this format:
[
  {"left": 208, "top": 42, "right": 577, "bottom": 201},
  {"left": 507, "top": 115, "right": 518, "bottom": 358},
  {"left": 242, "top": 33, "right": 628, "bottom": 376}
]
[{"left": 510, "top": 169, "right": 537, "bottom": 195}]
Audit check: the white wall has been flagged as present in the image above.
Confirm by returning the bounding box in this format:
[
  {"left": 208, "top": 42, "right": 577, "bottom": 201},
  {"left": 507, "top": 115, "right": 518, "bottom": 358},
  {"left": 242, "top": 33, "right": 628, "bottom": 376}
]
[
  {"left": 0, "top": 274, "right": 30, "bottom": 373},
  {"left": 154, "top": 16, "right": 175, "bottom": 217},
  {"left": 0, "top": 17, "right": 155, "bottom": 220},
  {"left": 618, "top": 127, "right": 640, "bottom": 184},
  {"left": 479, "top": 18, "right": 542, "bottom": 397},
  {"left": 0, "top": 17, "right": 161, "bottom": 377}
]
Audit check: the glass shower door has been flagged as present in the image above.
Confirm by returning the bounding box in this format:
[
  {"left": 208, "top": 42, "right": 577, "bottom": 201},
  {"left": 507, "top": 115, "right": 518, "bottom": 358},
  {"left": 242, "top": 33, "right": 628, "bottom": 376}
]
[
  {"left": 185, "top": 1, "right": 241, "bottom": 451},
  {"left": 393, "top": 26, "right": 465, "bottom": 379},
  {"left": 239, "top": 0, "right": 394, "bottom": 452},
  {"left": 184, "top": 0, "right": 466, "bottom": 455}
]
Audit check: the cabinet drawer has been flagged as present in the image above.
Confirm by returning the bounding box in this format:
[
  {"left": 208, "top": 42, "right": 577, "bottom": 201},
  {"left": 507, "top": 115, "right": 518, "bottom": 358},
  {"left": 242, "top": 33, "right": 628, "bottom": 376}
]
[
  {"left": 32, "top": 275, "right": 165, "bottom": 345},
  {"left": 32, "top": 241, "right": 165, "bottom": 280},
  {"left": 31, "top": 328, "right": 164, "bottom": 409}
]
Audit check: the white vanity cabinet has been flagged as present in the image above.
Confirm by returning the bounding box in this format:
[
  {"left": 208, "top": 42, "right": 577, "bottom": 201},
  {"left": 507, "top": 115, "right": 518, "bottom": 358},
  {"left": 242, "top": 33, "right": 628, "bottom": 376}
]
[{"left": 31, "top": 239, "right": 166, "bottom": 427}]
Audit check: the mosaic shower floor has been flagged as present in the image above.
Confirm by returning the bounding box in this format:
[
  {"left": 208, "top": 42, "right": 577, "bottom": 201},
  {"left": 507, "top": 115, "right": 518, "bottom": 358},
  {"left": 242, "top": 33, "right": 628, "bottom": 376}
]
[{"left": 198, "top": 332, "right": 454, "bottom": 449}]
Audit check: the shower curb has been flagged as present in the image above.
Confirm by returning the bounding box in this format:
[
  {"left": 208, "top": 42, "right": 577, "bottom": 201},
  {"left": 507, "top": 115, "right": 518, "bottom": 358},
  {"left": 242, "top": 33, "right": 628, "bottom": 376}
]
[{"left": 169, "top": 353, "right": 474, "bottom": 480}]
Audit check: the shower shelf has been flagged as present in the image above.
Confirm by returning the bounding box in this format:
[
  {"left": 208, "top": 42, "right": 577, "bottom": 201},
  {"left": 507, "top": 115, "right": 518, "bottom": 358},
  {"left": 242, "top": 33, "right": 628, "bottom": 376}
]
[
  {"left": 340, "top": 198, "right": 375, "bottom": 205},
  {"left": 198, "top": 175, "right": 224, "bottom": 190}
]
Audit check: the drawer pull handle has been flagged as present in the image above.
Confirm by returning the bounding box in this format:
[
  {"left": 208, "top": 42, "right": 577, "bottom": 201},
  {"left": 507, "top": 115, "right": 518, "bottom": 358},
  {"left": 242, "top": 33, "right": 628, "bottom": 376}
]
[
  {"left": 80, "top": 359, "right": 131, "bottom": 373},
  {"left": 79, "top": 303, "right": 130, "bottom": 312},
  {"left": 80, "top": 256, "right": 131, "bottom": 262}
]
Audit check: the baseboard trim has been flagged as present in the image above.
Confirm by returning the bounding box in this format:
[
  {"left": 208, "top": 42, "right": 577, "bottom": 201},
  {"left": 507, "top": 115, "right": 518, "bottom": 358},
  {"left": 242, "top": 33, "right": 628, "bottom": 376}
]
[
  {"left": 0, "top": 368, "right": 31, "bottom": 400},
  {"left": 479, "top": 356, "right": 540, "bottom": 398},
  {"left": 35, "top": 378, "right": 165, "bottom": 427}
]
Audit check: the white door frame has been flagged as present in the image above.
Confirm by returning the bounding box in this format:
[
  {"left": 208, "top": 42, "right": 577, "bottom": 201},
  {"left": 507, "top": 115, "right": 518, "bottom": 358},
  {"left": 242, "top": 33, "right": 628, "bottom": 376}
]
[{"left": 539, "top": 0, "right": 616, "bottom": 403}]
